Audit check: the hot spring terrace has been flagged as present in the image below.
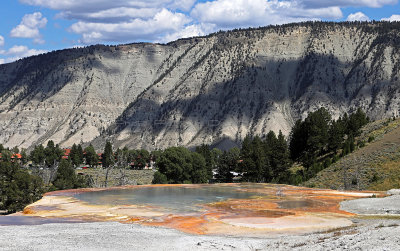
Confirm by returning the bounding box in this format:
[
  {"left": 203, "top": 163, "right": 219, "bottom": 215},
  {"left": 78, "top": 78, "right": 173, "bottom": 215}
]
[{"left": 4, "top": 184, "right": 381, "bottom": 237}]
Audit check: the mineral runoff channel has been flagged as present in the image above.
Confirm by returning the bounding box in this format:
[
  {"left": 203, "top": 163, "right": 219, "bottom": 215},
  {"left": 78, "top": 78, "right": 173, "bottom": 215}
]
[{"left": 1, "top": 184, "right": 380, "bottom": 237}]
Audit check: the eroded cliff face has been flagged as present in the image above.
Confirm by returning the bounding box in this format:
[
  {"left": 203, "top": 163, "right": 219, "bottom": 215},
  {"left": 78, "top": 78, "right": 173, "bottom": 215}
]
[{"left": 1, "top": 22, "right": 400, "bottom": 150}]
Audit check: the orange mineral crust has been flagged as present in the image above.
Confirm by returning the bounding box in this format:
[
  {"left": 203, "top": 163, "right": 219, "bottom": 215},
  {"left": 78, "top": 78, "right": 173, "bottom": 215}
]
[{"left": 21, "top": 184, "right": 382, "bottom": 237}]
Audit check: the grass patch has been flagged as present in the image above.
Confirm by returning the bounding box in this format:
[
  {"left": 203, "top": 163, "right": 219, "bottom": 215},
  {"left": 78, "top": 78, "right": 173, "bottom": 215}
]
[
  {"left": 76, "top": 168, "right": 155, "bottom": 187},
  {"left": 291, "top": 242, "right": 307, "bottom": 248},
  {"left": 355, "top": 215, "right": 400, "bottom": 220}
]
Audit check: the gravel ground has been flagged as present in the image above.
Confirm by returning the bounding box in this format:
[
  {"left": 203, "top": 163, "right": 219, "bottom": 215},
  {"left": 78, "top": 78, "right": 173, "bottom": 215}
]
[
  {"left": 341, "top": 195, "right": 400, "bottom": 215},
  {"left": 1, "top": 219, "right": 400, "bottom": 250}
]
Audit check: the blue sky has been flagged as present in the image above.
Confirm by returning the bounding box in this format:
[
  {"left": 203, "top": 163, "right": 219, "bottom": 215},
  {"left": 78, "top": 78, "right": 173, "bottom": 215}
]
[{"left": 0, "top": 0, "right": 399, "bottom": 64}]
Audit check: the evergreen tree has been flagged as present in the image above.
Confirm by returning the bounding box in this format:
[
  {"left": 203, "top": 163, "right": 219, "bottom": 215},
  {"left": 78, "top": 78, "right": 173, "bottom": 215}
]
[
  {"left": 12, "top": 146, "right": 19, "bottom": 154},
  {"left": 52, "top": 159, "right": 76, "bottom": 190},
  {"left": 191, "top": 152, "right": 208, "bottom": 183},
  {"left": 0, "top": 149, "right": 12, "bottom": 162},
  {"left": 102, "top": 141, "right": 114, "bottom": 168},
  {"left": 289, "top": 108, "right": 331, "bottom": 168},
  {"left": 0, "top": 161, "right": 43, "bottom": 213},
  {"left": 271, "top": 131, "right": 292, "bottom": 183},
  {"left": 303, "top": 108, "right": 331, "bottom": 164},
  {"left": 69, "top": 144, "right": 79, "bottom": 167},
  {"left": 20, "top": 149, "right": 28, "bottom": 165},
  {"left": 44, "top": 140, "right": 63, "bottom": 166},
  {"left": 77, "top": 144, "right": 84, "bottom": 165},
  {"left": 53, "top": 159, "right": 88, "bottom": 190},
  {"left": 216, "top": 151, "right": 234, "bottom": 183},
  {"left": 84, "top": 144, "right": 98, "bottom": 167},
  {"left": 241, "top": 136, "right": 268, "bottom": 182},
  {"left": 289, "top": 119, "right": 308, "bottom": 161},
  {"left": 195, "top": 144, "right": 214, "bottom": 180},
  {"left": 328, "top": 118, "right": 346, "bottom": 153},
  {"left": 30, "top": 145, "right": 46, "bottom": 165},
  {"left": 347, "top": 108, "right": 369, "bottom": 136}
]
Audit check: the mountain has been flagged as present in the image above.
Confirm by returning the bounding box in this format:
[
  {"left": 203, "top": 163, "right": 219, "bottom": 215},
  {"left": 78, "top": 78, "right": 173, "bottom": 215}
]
[{"left": 1, "top": 22, "right": 400, "bottom": 150}]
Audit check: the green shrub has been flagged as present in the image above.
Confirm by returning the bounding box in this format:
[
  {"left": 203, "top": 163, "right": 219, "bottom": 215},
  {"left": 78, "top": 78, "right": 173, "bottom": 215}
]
[
  {"left": 0, "top": 161, "right": 44, "bottom": 213},
  {"left": 152, "top": 171, "right": 168, "bottom": 184}
]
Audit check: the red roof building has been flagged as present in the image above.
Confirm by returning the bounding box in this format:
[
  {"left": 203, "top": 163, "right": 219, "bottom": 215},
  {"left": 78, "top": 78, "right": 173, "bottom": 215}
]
[{"left": 62, "top": 149, "right": 71, "bottom": 159}]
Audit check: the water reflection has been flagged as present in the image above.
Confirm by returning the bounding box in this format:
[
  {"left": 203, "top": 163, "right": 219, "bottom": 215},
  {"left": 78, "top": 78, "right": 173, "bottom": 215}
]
[
  {"left": 278, "top": 200, "right": 324, "bottom": 209},
  {"left": 0, "top": 216, "right": 83, "bottom": 226},
  {"left": 74, "top": 185, "right": 260, "bottom": 213}
]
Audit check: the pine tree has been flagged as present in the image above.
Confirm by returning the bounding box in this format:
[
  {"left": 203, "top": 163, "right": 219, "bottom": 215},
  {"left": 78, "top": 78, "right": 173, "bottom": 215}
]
[
  {"left": 289, "top": 119, "right": 307, "bottom": 161},
  {"left": 0, "top": 161, "right": 43, "bottom": 213},
  {"left": 102, "top": 141, "right": 114, "bottom": 168},
  {"left": 70, "top": 144, "right": 79, "bottom": 167},
  {"left": 195, "top": 144, "right": 214, "bottom": 180},
  {"left": 216, "top": 151, "right": 234, "bottom": 183},
  {"left": 241, "top": 136, "right": 268, "bottom": 182},
  {"left": 53, "top": 159, "right": 88, "bottom": 190},
  {"left": 347, "top": 108, "right": 369, "bottom": 136},
  {"left": 84, "top": 144, "right": 98, "bottom": 167},
  {"left": 272, "top": 131, "right": 292, "bottom": 183},
  {"left": 44, "top": 140, "right": 63, "bottom": 166},
  {"left": 77, "top": 144, "right": 84, "bottom": 165},
  {"left": 30, "top": 145, "right": 46, "bottom": 165},
  {"left": 328, "top": 118, "right": 345, "bottom": 153},
  {"left": 289, "top": 108, "right": 331, "bottom": 168}
]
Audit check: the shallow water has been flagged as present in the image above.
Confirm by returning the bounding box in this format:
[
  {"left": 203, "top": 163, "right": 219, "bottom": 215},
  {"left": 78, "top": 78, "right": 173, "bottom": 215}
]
[
  {"left": 0, "top": 216, "right": 83, "bottom": 226},
  {"left": 278, "top": 200, "right": 324, "bottom": 209},
  {"left": 74, "top": 185, "right": 261, "bottom": 213}
]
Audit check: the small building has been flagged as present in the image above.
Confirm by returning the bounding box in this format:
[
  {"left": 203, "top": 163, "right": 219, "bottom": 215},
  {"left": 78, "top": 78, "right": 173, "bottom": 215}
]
[
  {"left": 0, "top": 153, "right": 23, "bottom": 163},
  {"left": 62, "top": 149, "right": 71, "bottom": 159}
]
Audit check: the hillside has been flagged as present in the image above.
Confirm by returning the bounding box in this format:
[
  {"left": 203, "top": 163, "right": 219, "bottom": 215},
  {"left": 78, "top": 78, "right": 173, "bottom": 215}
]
[
  {"left": 304, "top": 117, "right": 400, "bottom": 190},
  {"left": 1, "top": 22, "right": 400, "bottom": 150}
]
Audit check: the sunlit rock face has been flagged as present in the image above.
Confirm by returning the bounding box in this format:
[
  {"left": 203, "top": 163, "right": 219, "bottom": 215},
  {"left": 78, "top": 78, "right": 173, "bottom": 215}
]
[
  {"left": 1, "top": 23, "right": 400, "bottom": 150},
  {"left": 19, "top": 184, "right": 379, "bottom": 236}
]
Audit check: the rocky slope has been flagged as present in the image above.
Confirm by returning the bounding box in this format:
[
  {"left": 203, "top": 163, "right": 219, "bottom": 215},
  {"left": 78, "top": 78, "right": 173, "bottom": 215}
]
[{"left": 1, "top": 22, "right": 400, "bottom": 150}]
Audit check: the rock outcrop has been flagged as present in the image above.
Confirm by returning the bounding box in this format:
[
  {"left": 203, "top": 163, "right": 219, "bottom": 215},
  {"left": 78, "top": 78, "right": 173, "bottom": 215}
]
[{"left": 1, "top": 22, "right": 400, "bottom": 150}]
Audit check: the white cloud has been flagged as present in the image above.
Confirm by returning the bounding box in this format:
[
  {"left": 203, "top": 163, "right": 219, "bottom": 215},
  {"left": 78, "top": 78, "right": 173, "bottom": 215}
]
[
  {"left": 21, "top": 0, "right": 198, "bottom": 43},
  {"left": 0, "top": 45, "right": 47, "bottom": 64},
  {"left": 10, "top": 12, "right": 47, "bottom": 44},
  {"left": 191, "top": 0, "right": 341, "bottom": 29},
  {"left": 69, "top": 8, "right": 191, "bottom": 43},
  {"left": 300, "top": 0, "right": 398, "bottom": 8},
  {"left": 346, "top": 12, "right": 370, "bottom": 21},
  {"left": 0, "top": 59, "right": 4, "bottom": 64},
  {"left": 20, "top": 0, "right": 196, "bottom": 12},
  {"left": 0, "top": 36, "right": 4, "bottom": 47},
  {"left": 159, "top": 23, "right": 215, "bottom": 43},
  {"left": 57, "top": 7, "right": 160, "bottom": 22},
  {"left": 382, "top": 14, "right": 400, "bottom": 21},
  {"left": 18, "top": 0, "right": 400, "bottom": 44}
]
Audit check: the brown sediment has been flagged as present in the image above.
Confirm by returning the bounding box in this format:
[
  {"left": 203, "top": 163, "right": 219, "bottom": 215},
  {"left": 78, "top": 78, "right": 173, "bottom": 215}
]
[
  {"left": 20, "top": 184, "right": 382, "bottom": 237},
  {"left": 22, "top": 207, "right": 36, "bottom": 215},
  {"left": 146, "top": 215, "right": 208, "bottom": 234}
]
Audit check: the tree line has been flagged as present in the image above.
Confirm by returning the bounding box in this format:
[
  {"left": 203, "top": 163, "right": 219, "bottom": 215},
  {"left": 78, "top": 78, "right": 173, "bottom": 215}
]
[{"left": 153, "top": 108, "right": 369, "bottom": 185}]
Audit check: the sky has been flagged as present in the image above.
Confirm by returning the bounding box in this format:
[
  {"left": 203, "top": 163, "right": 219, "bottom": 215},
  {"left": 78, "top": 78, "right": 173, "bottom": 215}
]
[{"left": 0, "top": 0, "right": 399, "bottom": 64}]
